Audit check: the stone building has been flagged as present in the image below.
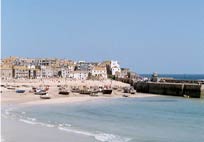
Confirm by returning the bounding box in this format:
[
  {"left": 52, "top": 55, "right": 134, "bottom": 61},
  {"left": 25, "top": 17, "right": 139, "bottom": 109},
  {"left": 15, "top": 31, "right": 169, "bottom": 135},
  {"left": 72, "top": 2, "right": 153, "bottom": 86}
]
[
  {"left": 0, "top": 65, "right": 13, "bottom": 80},
  {"left": 13, "top": 66, "right": 29, "bottom": 79},
  {"left": 69, "top": 71, "right": 89, "bottom": 80},
  {"left": 91, "top": 66, "right": 107, "bottom": 79}
]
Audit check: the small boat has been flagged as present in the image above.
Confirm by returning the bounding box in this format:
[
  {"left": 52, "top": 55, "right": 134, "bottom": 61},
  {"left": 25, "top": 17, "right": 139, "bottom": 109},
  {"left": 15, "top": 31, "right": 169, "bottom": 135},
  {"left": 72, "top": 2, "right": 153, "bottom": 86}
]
[
  {"left": 112, "top": 87, "right": 118, "bottom": 90},
  {"left": 59, "top": 90, "right": 69, "bottom": 95},
  {"left": 16, "top": 90, "right": 25, "bottom": 93},
  {"left": 123, "top": 87, "right": 136, "bottom": 94},
  {"left": 184, "top": 95, "right": 190, "bottom": 98},
  {"left": 123, "top": 94, "right": 129, "bottom": 97},
  {"left": 40, "top": 94, "right": 51, "bottom": 99},
  {"left": 102, "top": 89, "right": 112, "bottom": 94},
  {"left": 35, "top": 90, "right": 47, "bottom": 95},
  {"left": 71, "top": 88, "right": 80, "bottom": 93},
  {"left": 7, "top": 87, "right": 16, "bottom": 90},
  {"left": 22, "top": 85, "right": 30, "bottom": 88},
  {"left": 123, "top": 87, "right": 130, "bottom": 93},
  {"left": 79, "top": 89, "right": 91, "bottom": 95},
  {"left": 130, "top": 89, "right": 136, "bottom": 94}
]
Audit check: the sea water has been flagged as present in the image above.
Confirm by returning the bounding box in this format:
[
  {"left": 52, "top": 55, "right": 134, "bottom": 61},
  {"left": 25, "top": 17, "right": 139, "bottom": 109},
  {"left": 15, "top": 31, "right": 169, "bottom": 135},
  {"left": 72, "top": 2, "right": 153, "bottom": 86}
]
[
  {"left": 2, "top": 96, "right": 204, "bottom": 142},
  {"left": 140, "top": 74, "right": 204, "bottom": 80}
]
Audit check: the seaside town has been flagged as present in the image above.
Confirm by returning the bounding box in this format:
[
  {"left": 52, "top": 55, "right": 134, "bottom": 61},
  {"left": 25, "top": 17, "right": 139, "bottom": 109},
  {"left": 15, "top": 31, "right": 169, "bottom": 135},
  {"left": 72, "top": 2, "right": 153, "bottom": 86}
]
[
  {"left": 1, "top": 56, "right": 145, "bottom": 102},
  {"left": 1, "top": 56, "right": 204, "bottom": 100},
  {"left": 0, "top": 56, "right": 141, "bottom": 81}
]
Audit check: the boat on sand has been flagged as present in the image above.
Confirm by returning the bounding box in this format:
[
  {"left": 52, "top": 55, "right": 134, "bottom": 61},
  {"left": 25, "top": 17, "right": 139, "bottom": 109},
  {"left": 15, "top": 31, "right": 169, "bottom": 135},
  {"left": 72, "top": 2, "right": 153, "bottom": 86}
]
[
  {"left": 16, "top": 90, "right": 25, "bottom": 93},
  {"left": 40, "top": 94, "right": 51, "bottom": 99}
]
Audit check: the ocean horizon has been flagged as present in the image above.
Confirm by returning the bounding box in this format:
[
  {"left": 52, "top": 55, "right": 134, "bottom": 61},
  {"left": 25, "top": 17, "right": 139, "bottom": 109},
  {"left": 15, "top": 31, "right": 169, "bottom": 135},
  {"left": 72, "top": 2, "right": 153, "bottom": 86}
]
[{"left": 140, "top": 74, "right": 204, "bottom": 80}]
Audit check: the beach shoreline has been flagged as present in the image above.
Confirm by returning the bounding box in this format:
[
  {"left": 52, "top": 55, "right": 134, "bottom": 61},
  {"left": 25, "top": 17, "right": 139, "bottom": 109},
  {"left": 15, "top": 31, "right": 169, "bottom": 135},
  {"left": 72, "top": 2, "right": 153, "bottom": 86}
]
[
  {"left": 1, "top": 79, "right": 159, "bottom": 142},
  {"left": 1, "top": 79, "right": 159, "bottom": 107}
]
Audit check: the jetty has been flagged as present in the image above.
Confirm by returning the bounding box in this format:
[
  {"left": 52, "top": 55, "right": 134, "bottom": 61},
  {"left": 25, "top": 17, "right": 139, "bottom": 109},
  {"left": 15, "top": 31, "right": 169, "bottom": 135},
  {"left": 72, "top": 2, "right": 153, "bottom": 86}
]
[
  {"left": 116, "top": 73, "right": 204, "bottom": 98},
  {"left": 135, "top": 82, "right": 204, "bottom": 98}
]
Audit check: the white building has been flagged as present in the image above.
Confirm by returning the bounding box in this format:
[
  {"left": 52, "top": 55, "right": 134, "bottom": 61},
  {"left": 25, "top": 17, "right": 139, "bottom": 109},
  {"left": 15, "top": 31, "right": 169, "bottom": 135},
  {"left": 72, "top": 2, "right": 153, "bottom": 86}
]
[
  {"left": 68, "top": 65, "right": 75, "bottom": 72},
  {"left": 91, "top": 66, "right": 107, "bottom": 79},
  {"left": 61, "top": 68, "right": 70, "bottom": 78},
  {"left": 41, "top": 66, "right": 54, "bottom": 78},
  {"left": 69, "top": 71, "right": 89, "bottom": 80},
  {"left": 110, "top": 61, "right": 121, "bottom": 75}
]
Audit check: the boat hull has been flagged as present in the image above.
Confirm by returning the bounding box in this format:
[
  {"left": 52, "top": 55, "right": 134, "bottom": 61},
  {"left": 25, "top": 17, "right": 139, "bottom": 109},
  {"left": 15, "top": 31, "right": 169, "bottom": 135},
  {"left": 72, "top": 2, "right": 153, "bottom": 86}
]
[
  {"left": 16, "top": 90, "right": 25, "bottom": 93},
  {"left": 102, "top": 89, "right": 112, "bottom": 94}
]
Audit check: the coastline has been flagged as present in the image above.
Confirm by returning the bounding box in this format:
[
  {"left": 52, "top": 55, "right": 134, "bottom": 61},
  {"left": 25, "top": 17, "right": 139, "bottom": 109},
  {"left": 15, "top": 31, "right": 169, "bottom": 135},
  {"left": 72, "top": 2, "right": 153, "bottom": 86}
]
[
  {"left": 1, "top": 79, "right": 159, "bottom": 142},
  {"left": 2, "top": 79, "right": 204, "bottom": 142},
  {"left": 1, "top": 79, "right": 159, "bottom": 107}
]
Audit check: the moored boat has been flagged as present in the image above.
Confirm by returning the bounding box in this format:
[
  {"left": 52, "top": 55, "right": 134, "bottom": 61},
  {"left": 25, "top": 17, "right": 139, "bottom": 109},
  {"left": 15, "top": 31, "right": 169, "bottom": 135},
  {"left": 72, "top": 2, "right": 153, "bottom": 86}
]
[
  {"left": 102, "top": 89, "right": 112, "bottom": 94},
  {"left": 79, "top": 89, "right": 91, "bottom": 95},
  {"left": 16, "top": 90, "right": 25, "bottom": 93},
  {"left": 35, "top": 90, "right": 47, "bottom": 95},
  {"left": 123, "top": 87, "right": 136, "bottom": 94},
  {"left": 7, "top": 87, "right": 16, "bottom": 90},
  {"left": 123, "top": 94, "right": 129, "bottom": 97},
  {"left": 59, "top": 90, "right": 69, "bottom": 95},
  {"left": 40, "top": 94, "right": 51, "bottom": 99}
]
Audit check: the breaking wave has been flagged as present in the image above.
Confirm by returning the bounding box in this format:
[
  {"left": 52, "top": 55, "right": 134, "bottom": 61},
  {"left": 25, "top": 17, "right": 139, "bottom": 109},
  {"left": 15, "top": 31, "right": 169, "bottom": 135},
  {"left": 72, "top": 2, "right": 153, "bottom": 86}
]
[{"left": 58, "top": 126, "right": 131, "bottom": 142}]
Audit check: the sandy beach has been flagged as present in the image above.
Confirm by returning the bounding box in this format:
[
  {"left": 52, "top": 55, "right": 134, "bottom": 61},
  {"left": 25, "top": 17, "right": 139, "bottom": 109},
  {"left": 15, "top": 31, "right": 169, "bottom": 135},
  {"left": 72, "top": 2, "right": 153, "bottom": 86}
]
[
  {"left": 1, "top": 79, "right": 158, "bottom": 142},
  {"left": 1, "top": 78, "right": 157, "bottom": 106},
  {"left": 2, "top": 79, "right": 203, "bottom": 142}
]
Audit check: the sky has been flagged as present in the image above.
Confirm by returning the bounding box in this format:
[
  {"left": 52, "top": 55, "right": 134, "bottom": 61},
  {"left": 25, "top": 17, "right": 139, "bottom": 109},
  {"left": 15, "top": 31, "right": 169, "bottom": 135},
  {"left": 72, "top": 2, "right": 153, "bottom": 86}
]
[{"left": 2, "top": 0, "right": 204, "bottom": 74}]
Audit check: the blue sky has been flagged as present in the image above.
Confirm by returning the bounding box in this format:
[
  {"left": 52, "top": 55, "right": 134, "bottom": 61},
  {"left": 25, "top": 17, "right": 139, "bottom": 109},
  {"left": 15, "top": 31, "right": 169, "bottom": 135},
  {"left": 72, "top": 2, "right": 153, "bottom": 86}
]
[{"left": 2, "top": 0, "right": 204, "bottom": 74}]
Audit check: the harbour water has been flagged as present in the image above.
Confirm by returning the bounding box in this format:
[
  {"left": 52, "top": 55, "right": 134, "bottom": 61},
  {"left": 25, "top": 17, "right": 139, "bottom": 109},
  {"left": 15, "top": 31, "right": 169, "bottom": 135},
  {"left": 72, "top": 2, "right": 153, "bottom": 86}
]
[
  {"left": 2, "top": 96, "right": 204, "bottom": 142},
  {"left": 140, "top": 74, "right": 204, "bottom": 80}
]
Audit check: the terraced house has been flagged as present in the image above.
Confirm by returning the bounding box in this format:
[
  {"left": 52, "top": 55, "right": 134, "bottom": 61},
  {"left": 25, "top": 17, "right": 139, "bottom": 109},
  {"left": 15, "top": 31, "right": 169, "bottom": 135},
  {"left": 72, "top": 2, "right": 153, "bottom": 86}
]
[
  {"left": 91, "top": 66, "right": 107, "bottom": 79},
  {"left": 0, "top": 64, "right": 13, "bottom": 80}
]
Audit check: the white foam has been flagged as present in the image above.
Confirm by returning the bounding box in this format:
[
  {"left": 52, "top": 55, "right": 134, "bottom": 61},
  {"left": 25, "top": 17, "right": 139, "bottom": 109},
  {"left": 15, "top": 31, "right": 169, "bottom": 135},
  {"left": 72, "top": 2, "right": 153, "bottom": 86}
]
[
  {"left": 58, "top": 123, "right": 72, "bottom": 127},
  {"left": 95, "top": 133, "right": 131, "bottom": 142},
  {"left": 21, "top": 112, "right": 26, "bottom": 114},
  {"left": 26, "top": 117, "right": 36, "bottom": 121},
  {"left": 19, "top": 119, "right": 55, "bottom": 128},
  {"left": 58, "top": 127, "right": 92, "bottom": 136},
  {"left": 58, "top": 127, "right": 131, "bottom": 142},
  {"left": 18, "top": 118, "right": 130, "bottom": 142},
  {"left": 39, "top": 122, "right": 55, "bottom": 128},
  {"left": 19, "top": 119, "right": 37, "bottom": 125},
  {"left": 58, "top": 124, "right": 63, "bottom": 127},
  {"left": 64, "top": 123, "right": 72, "bottom": 127}
]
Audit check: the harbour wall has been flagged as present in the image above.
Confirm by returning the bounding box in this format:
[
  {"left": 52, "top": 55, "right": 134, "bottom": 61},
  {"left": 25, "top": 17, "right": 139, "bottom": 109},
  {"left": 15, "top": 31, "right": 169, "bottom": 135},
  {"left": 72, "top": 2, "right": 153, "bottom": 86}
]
[
  {"left": 135, "top": 82, "right": 204, "bottom": 98},
  {"left": 116, "top": 78, "right": 204, "bottom": 98}
]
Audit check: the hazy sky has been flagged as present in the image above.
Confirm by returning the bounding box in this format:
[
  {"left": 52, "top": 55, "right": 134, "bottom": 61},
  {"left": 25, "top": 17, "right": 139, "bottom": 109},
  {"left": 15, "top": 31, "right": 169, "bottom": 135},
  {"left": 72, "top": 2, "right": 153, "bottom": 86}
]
[{"left": 2, "top": 0, "right": 204, "bottom": 74}]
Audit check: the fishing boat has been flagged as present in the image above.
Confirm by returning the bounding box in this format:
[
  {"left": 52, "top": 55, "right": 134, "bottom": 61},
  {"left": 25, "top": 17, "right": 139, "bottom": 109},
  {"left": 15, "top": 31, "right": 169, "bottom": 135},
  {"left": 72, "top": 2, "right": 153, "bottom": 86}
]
[
  {"left": 123, "top": 94, "right": 129, "bottom": 97},
  {"left": 130, "top": 89, "right": 136, "bottom": 94},
  {"left": 16, "top": 90, "right": 25, "bottom": 93},
  {"left": 40, "top": 94, "right": 51, "bottom": 99},
  {"left": 102, "top": 89, "right": 112, "bottom": 94},
  {"left": 123, "top": 87, "right": 136, "bottom": 94},
  {"left": 79, "top": 89, "right": 91, "bottom": 95},
  {"left": 59, "top": 90, "right": 69, "bottom": 95},
  {"left": 71, "top": 87, "right": 80, "bottom": 93},
  {"left": 22, "top": 85, "right": 30, "bottom": 88},
  {"left": 35, "top": 90, "right": 47, "bottom": 95},
  {"left": 7, "top": 87, "right": 16, "bottom": 90}
]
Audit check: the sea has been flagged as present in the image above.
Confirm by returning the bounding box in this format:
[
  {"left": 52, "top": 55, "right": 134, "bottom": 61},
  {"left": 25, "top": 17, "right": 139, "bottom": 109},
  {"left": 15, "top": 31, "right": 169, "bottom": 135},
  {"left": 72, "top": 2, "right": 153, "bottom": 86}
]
[
  {"left": 140, "top": 74, "right": 204, "bottom": 80},
  {"left": 2, "top": 96, "right": 204, "bottom": 142}
]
